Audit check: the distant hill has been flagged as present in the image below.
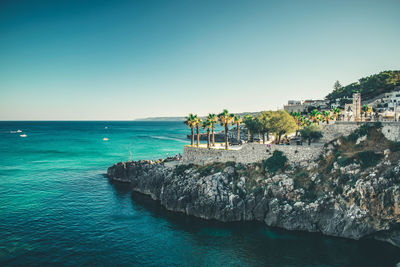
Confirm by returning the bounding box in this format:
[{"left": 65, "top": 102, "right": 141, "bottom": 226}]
[
  {"left": 135, "top": 112, "right": 261, "bottom": 122},
  {"left": 325, "top": 70, "right": 400, "bottom": 102},
  {"left": 135, "top": 117, "right": 185, "bottom": 121}
]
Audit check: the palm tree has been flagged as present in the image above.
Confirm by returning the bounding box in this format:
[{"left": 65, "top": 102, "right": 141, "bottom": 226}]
[
  {"left": 207, "top": 113, "right": 218, "bottom": 146},
  {"left": 290, "top": 111, "right": 302, "bottom": 136},
  {"left": 233, "top": 115, "right": 242, "bottom": 142},
  {"left": 184, "top": 114, "right": 196, "bottom": 146},
  {"left": 201, "top": 119, "right": 212, "bottom": 148},
  {"left": 218, "top": 109, "right": 235, "bottom": 150},
  {"left": 322, "top": 111, "right": 331, "bottom": 124},
  {"left": 243, "top": 114, "right": 253, "bottom": 141},
  {"left": 309, "top": 109, "right": 321, "bottom": 123},
  {"left": 361, "top": 105, "right": 370, "bottom": 121},
  {"left": 332, "top": 107, "right": 341, "bottom": 121},
  {"left": 193, "top": 115, "right": 201, "bottom": 147}
]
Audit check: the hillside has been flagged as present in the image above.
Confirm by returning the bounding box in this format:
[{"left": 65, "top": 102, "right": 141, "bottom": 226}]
[{"left": 326, "top": 70, "right": 400, "bottom": 102}]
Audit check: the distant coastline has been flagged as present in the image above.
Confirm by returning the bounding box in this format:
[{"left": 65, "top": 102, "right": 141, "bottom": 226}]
[
  {"left": 135, "top": 112, "right": 259, "bottom": 122},
  {"left": 135, "top": 117, "right": 186, "bottom": 121}
]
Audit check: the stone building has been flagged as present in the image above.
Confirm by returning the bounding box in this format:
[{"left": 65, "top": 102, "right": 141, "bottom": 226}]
[{"left": 353, "top": 93, "right": 361, "bottom": 121}]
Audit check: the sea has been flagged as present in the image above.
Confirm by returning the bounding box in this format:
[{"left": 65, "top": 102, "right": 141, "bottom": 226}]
[{"left": 0, "top": 121, "right": 399, "bottom": 266}]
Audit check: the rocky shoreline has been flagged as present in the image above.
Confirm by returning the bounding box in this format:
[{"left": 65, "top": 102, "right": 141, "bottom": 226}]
[{"left": 107, "top": 124, "right": 400, "bottom": 248}]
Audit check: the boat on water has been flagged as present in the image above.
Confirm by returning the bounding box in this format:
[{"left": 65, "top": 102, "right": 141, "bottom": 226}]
[
  {"left": 103, "top": 137, "right": 109, "bottom": 141},
  {"left": 20, "top": 134, "right": 27, "bottom": 137}
]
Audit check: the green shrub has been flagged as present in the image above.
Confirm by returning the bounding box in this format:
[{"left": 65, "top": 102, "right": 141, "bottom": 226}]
[
  {"left": 174, "top": 164, "right": 194, "bottom": 175},
  {"left": 334, "top": 186, "right": 343, "bottom": 195},
  {"left": 356, "top": 150, "right": 383, "bottom": 168},
  {"left": 295, "top": 170, "right": 307, "bottom": 179},
  {"left": 373, "top": 121, "right": 383, "bottom": 129},
  {"left": 325, "top": 162, "right": 334, "bottom": 173},
  {"left": 293, "top": 170, "right": 309, "bottom": 189},
  {"left": 235, "top": 163, "right": 244, "bottom": 170},
  {"left": 225, "top": 161, "right": 236, "bottom": 167},
  {"left": 301, "top": 181, "right": 317, "bottom": 201},
  {"left": 389, "top": 141, "right": 400, "bottom": 152},
  {"left": 383, "top": 169, "right": 397, "bottom": 179},
  {"left": 346, "top": 175, "right": 358, "bottom": 186},
  {"left": 346, "top": 123, "right": 382, "bottom": 142},
  {"left": 337, "top": 157, "right": 353, "bottom": 167},
  {"left": 263, "top": 150, "right": 288, "bottom": 174},
  {"left": 198, "top": 165, "right": 214, "bottom": 177}
]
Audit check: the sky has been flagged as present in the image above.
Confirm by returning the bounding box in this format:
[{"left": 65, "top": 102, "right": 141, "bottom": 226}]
[{"left": 0, "top": 0, "right": 399, "bottom": 120}]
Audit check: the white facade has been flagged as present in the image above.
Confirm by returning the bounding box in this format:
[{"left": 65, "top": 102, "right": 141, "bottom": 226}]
[
  {"left": 382, "top": 91, "right": 400, "bottom": 109},
  {"left": 283, "top": 99, "right": 330, "bottom": 113}
]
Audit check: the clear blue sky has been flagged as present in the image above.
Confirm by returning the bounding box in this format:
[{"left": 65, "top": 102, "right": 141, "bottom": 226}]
[{"left": 1, "top": 0, "right": 399, "bottom": 120}]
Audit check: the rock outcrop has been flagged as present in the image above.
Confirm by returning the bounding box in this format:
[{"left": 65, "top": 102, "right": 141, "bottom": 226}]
[{"left": 107, "top": 124, "right": 400, "bottom": 248}]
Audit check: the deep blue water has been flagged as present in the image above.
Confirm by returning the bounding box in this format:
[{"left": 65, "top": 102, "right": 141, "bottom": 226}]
[{"left": 0, "top": 121, "right": 399, "bottom": 266}]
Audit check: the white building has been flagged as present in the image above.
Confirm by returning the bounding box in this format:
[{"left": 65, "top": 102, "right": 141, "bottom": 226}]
[
  {"left": 283, "top": 99, "right": 330, "bottom": 113},
  {"left": 381, "top": 90, "right": 400, "bottom": 109}
]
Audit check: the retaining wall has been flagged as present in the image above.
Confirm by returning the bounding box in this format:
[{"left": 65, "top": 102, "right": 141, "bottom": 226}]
[
  {"left": 322, "top": 121, "right": 400, "bottom": 142},
  {"left": 182, "top": 143, "right": 322, "bottom": 165}
]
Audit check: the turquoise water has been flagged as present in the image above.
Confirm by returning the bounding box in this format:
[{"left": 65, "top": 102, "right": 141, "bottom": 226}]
[{"left": 0, "top": 121, "right": 399, "bottom": 266}]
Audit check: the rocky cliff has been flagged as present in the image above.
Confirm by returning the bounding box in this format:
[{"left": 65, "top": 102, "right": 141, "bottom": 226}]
[{"left": 107, "top": 123, "right": 400, "bottom": 247}]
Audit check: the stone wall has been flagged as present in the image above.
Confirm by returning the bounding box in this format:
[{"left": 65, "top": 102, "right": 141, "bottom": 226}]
[
  {"left": 182, "top": 143, "right": 322, "bottom": 166},
  {"left": 319, "top": 122, "right": 359, "bottom": 144},
  {"left": 321, "top": 121, "right": 400, "bottom": 143},
  {"left": 382, "top": 123, "right": 400, "bottom": 142}
]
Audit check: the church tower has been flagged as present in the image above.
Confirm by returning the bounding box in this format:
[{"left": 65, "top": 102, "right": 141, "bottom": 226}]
[{"left": 353, "top": 93, "right": 361, "bottom": 121}]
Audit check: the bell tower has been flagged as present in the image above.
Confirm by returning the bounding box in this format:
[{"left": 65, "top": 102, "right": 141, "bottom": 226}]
[{"left": 353, "top": 93, "right": 361, "bottom": 121}]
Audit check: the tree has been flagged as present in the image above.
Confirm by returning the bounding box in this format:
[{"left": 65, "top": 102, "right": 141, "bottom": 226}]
[
  {"left": 193, "top": 115, "right": 201, "bottom": 147},
  {"left": 309, "top": 109, "right": 321, "bottom": 123},
  {"left": 333, "top": 80, "right": 342, "bottom": 92},
  {"left": 300, "top": 124, "right": 323, "bottom": 145},
  {"left": 332, "top": 107, "right": 341, "bottom": 121},
  {"left": 184, "top": 114, "right": 196, "bottom": 146},
  {"left": 269, "top": 110, "right": 297, "bottom": 144},
  {"left": 257, "top": 111, "right": 273, "bottom": 144},
  {"left": 361, "top": 104, "right": 372, "bottom": 121},
  {"left": 326, "top": 71, "right": 400, "bottom": 102},
  {"left": 290, "top": 111, "right": 303, "bottom": 136},
  {"left": 233, "top": 115, "right": 242, "bottom": 142},
  {"left": 218, "top": 109, "right": 235, "bottom": 150},
  {"left": 207, "top": 113, "right": 218, "bottom": 147},
  {"left": 322, "top": 110, "right": 331, "bottom": 124},
  {"left": 243, "top": 114, "right": 253, "bottom": 141},
  {"left": 201, "top": 119, "right": 212, "bottom": 148}
]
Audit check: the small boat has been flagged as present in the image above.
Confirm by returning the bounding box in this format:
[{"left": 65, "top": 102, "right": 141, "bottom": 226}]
[
  {"left": 20, "top": 134, "right": 27, "bottom": 137},
  {"left": 103, "top": 137, "right": 109, "bottom": 141},
  {"left": 16, "top": 130, "right": 22, "bottom": 133},
  {"left": 104, "top": 127, "right": 108, "bottom": 129}
]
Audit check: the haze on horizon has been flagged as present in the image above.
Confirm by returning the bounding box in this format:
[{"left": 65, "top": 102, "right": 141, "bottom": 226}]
[{"left": 1, "top": 0, "right": 399, "bottom": 121}]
